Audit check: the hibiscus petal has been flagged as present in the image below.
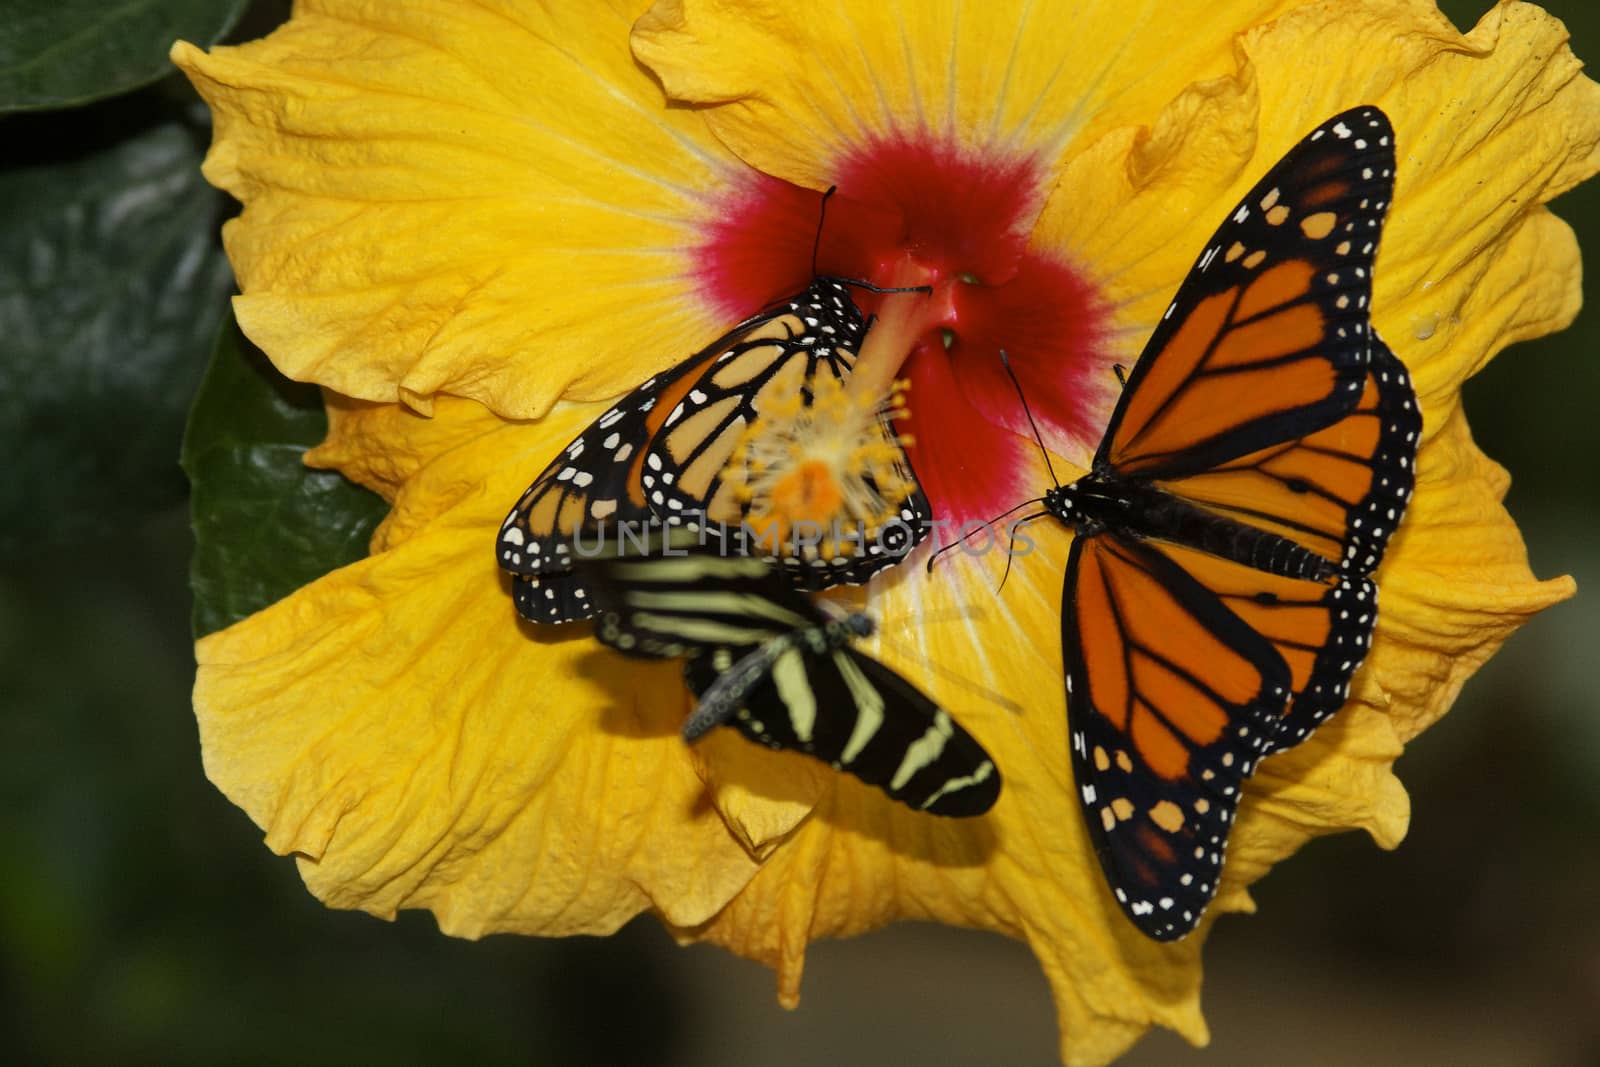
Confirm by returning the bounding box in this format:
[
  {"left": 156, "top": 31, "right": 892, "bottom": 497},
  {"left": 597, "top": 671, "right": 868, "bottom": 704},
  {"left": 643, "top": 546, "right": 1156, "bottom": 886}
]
[
  {"left": 632, "top": 0, "right": 1307, "bottom": 203},
  {"left": 308, "top": 393, "right": 506, "bottom": 501},
  {"left": 173, "top": 0, "right": 744, "bottom": 418}
]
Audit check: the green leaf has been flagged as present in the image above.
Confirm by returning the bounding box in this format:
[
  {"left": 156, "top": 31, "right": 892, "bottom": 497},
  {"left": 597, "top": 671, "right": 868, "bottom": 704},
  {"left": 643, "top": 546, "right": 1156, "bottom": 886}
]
[
  {"left": 0, "top": 0, "right": 248, "bottom": 112},
  {"left": 183, "top": 314, "right": 388, "bottom": 638},
  {"left": 0, "top": 101, "right": 235, "bottom": 559}
]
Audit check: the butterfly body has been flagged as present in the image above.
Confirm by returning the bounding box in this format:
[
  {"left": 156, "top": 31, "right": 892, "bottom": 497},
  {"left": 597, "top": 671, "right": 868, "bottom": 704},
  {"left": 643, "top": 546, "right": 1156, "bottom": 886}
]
[
  {"left": 1046, "top": 478, "right": 1336, "bottom": 583},
  {"left": 683, "top": 612, "right": 874, "bottom": 740},
  {"left": 1008, "top": 106, "right": 1418, "bottom": 940}
]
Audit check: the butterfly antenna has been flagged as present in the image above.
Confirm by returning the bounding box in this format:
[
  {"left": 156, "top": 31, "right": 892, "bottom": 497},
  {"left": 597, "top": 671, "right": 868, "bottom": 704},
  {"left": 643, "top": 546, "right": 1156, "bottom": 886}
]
[
  {"left": 811, "top": 186, "right": 837, "bottom": 278},
  {"left": 924, "top": 497, "right": 1045, "bottom": 574},
  {"left": 999, "top": 350, "right": 1060, "bottom": 487},
  {"left": 923, "top": 537, "right": 968, "bottom": 574},
  {"left": 1113, "top": 363, "right": 1129, "bottom": 388},
  {"left": 994, "top": 512, "right": 1047, "bottom": 595},
  {"left": 845, "top": 279, "right": 934, "bottom": 296},
  {"left": 813, "top": 187, "right": 930, "bottom": 296}
]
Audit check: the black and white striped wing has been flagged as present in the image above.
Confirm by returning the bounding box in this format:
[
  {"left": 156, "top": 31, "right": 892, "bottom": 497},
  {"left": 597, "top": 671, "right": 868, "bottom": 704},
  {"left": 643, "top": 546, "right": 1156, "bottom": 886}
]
[
  {"left": 585, "top": 550, "right": 820, "bottom": 658},
  {"left": 684, "top": 643, "right": 1001, "bottom": 817},
  {"left": 580, "top": 544, "right": 1000, "bottom": 818}
]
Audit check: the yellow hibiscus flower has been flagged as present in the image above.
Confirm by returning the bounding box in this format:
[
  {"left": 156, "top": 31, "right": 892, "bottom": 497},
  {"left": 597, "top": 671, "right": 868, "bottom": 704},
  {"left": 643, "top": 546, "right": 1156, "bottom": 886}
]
[{"left": 172, "top": 1, "right": 1597, "bottom": 1062}]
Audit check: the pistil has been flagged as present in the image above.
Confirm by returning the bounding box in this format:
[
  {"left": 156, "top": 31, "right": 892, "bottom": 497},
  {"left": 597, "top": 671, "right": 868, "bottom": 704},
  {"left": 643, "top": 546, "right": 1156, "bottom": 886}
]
[{"left": 844, "top": 256, "right": 954, "bottom": 410}]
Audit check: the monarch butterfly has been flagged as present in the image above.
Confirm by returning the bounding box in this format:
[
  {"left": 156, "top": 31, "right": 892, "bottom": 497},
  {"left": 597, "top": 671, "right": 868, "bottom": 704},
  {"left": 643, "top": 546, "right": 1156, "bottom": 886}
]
[
  {"left": 578, "top": 529, "right": 1000, "bottom": 818},
  {"left": 1005, "top": 107, "right": 1418, "bottom": 939},
  {"left": 497, "top": 277, "right": 929, "bottom": 624}
]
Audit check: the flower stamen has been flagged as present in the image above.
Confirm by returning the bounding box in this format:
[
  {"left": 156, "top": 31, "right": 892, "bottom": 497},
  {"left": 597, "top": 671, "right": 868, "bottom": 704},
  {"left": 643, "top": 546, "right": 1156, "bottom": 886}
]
[{"left": 720, "top": 365, "right": 918, "bottom": 561}]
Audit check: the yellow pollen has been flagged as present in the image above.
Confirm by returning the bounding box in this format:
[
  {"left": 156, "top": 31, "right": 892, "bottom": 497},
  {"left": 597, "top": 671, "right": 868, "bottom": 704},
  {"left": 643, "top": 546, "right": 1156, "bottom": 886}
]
[{"left": 721, "top": 367, "right": 919, "bottom": 559}]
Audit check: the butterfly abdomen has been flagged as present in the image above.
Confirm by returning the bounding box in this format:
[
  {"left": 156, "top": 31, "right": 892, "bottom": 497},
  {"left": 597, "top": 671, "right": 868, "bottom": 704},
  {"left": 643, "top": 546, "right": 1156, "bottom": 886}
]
[
  {"left": 683, "top": 640, "right": 795, "bottom": 740},
  {"left": 1073, "top": 479, "right": 1335, "bottom": 583},
  {"left": 682, "top": 615, "right": 873, "bottom": 740}
]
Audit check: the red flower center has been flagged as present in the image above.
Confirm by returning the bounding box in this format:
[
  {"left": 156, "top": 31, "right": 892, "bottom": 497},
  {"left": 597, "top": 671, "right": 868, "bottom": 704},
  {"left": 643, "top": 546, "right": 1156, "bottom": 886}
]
[{"left": 697, "top": 136, "right": 1111, "bottom": 523}]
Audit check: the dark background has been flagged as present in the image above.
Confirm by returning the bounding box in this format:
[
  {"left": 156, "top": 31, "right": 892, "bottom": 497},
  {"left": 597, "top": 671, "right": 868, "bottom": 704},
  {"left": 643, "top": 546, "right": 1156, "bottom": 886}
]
[{"left": 2, "top": 1, "right": 1596, "bottom": 1063}]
